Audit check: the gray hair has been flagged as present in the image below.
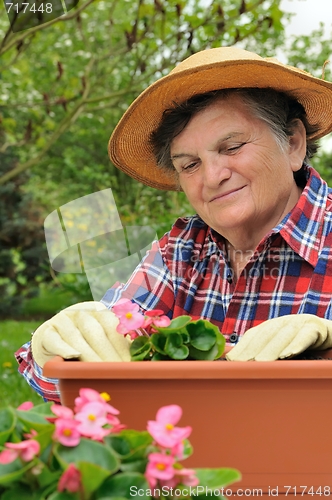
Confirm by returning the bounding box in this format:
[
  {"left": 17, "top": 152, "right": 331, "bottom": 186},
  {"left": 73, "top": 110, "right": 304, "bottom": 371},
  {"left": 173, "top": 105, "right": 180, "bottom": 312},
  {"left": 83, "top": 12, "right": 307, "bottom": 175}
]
[{"left": 150, "top": 88, "right": 320, "bottom": 187}]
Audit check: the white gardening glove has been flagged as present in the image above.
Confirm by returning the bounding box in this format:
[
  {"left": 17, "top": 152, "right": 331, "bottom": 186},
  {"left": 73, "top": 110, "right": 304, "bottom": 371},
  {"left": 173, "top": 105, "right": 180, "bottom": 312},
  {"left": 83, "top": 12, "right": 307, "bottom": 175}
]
[
  {"left": 226, "top": 314, "right": 332, "bottom": 361},
  {"left": 31, "top": 301, "right": 131, "bottom": 367}
]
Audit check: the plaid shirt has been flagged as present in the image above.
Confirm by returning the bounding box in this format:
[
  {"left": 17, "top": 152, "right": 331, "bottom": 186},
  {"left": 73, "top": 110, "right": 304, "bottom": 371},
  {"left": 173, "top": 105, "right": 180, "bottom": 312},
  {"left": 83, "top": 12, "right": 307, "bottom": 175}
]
[{"left": 15, "top": 166, "right": 332, "bottom": 402}]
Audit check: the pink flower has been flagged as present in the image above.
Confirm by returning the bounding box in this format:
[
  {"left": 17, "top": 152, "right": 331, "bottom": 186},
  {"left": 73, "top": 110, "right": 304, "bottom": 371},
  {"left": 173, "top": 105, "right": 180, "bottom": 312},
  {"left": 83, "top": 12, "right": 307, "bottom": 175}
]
[
  {"left": 144, "top": 310, "right": 171, "bottom": 330},
  {"left": 51, "top": 404, "right": 74, "bottom": 419},
  {"left": 145, "top": 452, "right": 175, "bottom": 488},
  {"left": 54, "top": 419, "right": 81, "bottom": 447},
  {"left": 17, "top": 401, "right": 34, "bottom": 411},
  {"left": 117, "top": 311, "right": 145, "bottom": 334},
  {"left": 0, "top": 439, "right": 40, "bottom": 464},
  {"left": 177, "top": 468, "right": 200, "bottom": 487},
  {"left": 0, "top": 448, "right": 19, "bottom": 464},
  {"left": 47, "top": 404, "right": 74, "bottom": 423},
  {"left": 112, "top": 298, "right": 137, "bottom": 317},
  {"left": 112, "top": 299, "right": 145, "bottom": 334},
  {"left": 58, "top": 463, "right": 81, "bottom": 493},
  {"left": 74, "top": 388, "right": 119, "bottom": 416},
  {"left": 147, "top": 405, "right": 192, "bottom": 449},
  {"left": 23, "top": 429, "right": 38, "bottom": 439},
  {"left": 75, "top": 401, "right": 108, "bottom": 439},
  {"left": 160, "top": 468, "right": 199, "bottom": 488}
]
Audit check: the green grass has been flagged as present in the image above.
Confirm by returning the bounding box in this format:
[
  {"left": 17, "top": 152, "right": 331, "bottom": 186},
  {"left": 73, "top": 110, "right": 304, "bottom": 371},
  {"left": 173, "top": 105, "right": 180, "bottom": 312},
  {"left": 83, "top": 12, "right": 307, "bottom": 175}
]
[
  {"left": 22, "top": 285, "right": 77, "bottom": 318},
  {"left": 0, "top": 320, "right": 45, "bottom": 408}
]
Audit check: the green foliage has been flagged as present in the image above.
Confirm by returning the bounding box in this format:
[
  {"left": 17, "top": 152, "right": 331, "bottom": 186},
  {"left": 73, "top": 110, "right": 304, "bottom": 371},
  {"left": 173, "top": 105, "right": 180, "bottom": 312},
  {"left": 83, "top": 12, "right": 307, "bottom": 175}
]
[
  {"left": 0, "top": 395, "right": 240, "bottom": 499},
  {"left": 0, "top": 320, "right": 43, "bottom": 408},
  {"left": 312, "top": 149, "right": 332, "bottom": 187},
  {"left": 0, "top": 150, "right": 51, "bottom": 317},
  {"left": 130, "top": 317, "right": 226, "bottom": 361},
  {"left": 0, "top": 0, "right": 289, "bottom": 313}
]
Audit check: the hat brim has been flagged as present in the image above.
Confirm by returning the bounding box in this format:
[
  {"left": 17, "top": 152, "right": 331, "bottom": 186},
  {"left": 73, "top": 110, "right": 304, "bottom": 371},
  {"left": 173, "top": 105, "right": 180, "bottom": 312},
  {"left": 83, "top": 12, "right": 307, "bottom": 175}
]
[{"left": 109, "top": 52, "right": 332, "bottom": 191}]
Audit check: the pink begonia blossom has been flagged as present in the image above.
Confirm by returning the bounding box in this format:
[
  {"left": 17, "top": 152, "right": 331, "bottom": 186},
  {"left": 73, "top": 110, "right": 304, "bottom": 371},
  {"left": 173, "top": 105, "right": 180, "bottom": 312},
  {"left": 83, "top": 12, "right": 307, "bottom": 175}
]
[
  {"left": 117, "top": 310, "right": 145, "bottom": 334},
  {"left": 0, "top": 448, "right": 19, "bottom": 464},
  {"left": 58, "top": 463, "right": 82, "bottom": 493},
  {"left": 75, "top": 401, "right": 108, "bottom": 438},
  {"left": 54, "top": 418, "right": 81, "bottom": 447},
  {"left": 170, "top": 440, "right": 184, "bottom": 460},
  {"left": 17, "top": 401, "right": 34, "bottom": 411},
  {"left": 106, "top": 414, "right": 126, "bottom": 433},
  {"left": 23, "top": 429, "right": 38, "bottom": 439},
  {"left": 112, "top": 298, "right": 138, "bottom": 317},
  {"left": 145, "top": 452, "right": 175, "bottom": 488},
  {"left": 161, "top": 468, "right": 200, "bottom": 488},
  {"left": 147, "top": 405, "right": 192, "bottom": 449},
  {"left": 143, "top": 310, "right": 171, "bottom": 330},
  {"left": 112, "top": 299, "right": 145, "bottom": 334},
  {"left": 74, "top": 388, "right": 119, "bottom": 416},
  {"left": 51, "top": 404, "right": 74, "bottom": 419},
  {"left": 0, "top": 439, "right": 40, "bottom": 464}
]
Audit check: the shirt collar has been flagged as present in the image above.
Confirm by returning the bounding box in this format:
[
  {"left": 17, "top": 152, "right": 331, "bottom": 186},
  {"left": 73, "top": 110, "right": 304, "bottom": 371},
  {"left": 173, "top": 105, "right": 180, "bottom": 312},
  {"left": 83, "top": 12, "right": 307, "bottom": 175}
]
[
  {"left": 269, "top": 166, "right": 329, "bottom": 267},
  {"left": 200, "top": 166, "right": 329, "bottom": 266}
]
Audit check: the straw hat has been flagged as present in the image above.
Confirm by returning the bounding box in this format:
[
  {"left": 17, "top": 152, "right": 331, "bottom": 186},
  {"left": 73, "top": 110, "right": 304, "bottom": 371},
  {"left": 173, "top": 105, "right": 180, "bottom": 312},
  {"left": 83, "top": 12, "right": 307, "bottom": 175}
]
[{"left": 109, "top": 46, "right": 332, "bottom": 191}]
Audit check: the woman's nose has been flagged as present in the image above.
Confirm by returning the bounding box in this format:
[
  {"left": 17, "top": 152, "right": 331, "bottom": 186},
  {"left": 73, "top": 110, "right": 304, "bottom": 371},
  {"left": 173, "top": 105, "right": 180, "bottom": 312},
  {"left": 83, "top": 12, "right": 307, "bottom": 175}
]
[{"left": 202, "top": 154, "right": 231, "bottom": 187}]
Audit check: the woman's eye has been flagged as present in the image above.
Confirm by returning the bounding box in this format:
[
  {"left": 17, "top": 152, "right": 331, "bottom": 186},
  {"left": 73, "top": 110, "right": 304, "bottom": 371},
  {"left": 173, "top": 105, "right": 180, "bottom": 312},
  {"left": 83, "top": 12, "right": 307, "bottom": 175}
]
[
  {"left": 225, "top": 143, "right": 246, "bottom": 153},
  {"left": 182, "top": 162, "right": 198, "bottom": 171}
]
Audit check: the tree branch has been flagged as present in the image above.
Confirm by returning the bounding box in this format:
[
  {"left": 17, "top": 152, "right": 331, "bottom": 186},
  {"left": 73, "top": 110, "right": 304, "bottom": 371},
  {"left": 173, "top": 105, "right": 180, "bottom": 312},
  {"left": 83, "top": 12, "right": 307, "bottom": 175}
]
[
  {"left": 0, "top": 0, "right": 95, "bottom": 56},
  {"left": 0, "top": 58, "right": 95, "bottom": 185}
]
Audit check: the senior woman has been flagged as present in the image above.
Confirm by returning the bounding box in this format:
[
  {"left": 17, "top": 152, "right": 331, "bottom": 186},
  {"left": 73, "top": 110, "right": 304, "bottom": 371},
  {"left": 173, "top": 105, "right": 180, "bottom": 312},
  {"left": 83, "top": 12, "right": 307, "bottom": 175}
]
[{"left": 16, "top": 47, "right": 332, "bottom": 402}]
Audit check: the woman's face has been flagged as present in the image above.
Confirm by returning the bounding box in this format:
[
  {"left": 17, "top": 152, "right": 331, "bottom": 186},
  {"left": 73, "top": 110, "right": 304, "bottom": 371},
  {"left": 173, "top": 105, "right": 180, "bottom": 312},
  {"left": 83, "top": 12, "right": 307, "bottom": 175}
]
[{"left": 170, "top": 94, "right": 306, "bottom": 250}]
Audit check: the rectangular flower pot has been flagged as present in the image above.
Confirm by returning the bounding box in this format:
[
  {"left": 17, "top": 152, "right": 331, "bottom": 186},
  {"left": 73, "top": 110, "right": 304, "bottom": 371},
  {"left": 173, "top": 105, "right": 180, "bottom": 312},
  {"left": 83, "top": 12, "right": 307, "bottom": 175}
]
[{"left": 44, "top": 351, "right": 332, "bottom": 496}]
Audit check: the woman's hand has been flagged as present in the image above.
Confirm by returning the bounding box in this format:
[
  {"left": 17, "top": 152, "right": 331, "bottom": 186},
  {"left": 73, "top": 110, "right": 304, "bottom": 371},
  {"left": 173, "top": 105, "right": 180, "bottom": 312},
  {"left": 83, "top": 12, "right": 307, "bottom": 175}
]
[
  {"left": 31, "top": 301, "right": 131, "bottom": 367},
  {"left": 226, "top": 314, "right": 332, "bottom": 361}
]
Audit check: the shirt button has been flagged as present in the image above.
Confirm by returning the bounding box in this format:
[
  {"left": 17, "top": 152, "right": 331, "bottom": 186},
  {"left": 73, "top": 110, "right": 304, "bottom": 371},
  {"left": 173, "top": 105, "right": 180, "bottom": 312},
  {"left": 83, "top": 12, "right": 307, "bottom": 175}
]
[{"left": 229, "top": 333, "right": 239, "bottom": 343}]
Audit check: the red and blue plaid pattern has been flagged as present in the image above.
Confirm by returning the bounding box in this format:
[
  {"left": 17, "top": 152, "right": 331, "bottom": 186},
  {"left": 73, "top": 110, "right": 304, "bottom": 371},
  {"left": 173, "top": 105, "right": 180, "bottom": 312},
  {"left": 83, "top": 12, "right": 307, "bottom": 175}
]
[{"left": 15, "top": 166, "right": 332, "bottom": 402}]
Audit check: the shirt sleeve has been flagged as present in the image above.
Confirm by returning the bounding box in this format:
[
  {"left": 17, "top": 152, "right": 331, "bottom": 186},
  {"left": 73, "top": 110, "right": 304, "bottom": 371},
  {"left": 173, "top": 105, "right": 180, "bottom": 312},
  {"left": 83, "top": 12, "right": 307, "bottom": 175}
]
[
  {"left": 15, "top": 341, "right": 61, "bottom": 403},
  {"left": 15, "top": 238, "right": 175, "bottom": 403}
]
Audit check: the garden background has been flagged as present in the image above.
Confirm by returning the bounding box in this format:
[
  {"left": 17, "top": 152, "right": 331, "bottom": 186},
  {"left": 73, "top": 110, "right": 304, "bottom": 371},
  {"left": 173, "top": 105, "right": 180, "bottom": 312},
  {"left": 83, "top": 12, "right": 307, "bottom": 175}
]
[{"left": 1, "top": 0, "right": 332, "bottom": 407}]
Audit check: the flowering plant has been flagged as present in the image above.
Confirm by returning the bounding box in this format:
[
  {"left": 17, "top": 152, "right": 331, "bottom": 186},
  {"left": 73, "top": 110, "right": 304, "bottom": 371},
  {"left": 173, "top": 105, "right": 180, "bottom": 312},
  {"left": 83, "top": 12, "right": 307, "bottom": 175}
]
[
  {"left": 112, "top": 300, "right": 225, "bottom": 361},
  {"left": 0, "top": 389, "right": 239, "bottom": 500}
]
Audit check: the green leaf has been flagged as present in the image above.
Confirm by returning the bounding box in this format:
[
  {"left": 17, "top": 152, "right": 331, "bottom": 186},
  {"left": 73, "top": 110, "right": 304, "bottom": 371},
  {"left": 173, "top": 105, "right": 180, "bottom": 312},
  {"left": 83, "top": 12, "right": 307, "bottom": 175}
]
[
  {"left": 47, "top": 492, "right": 80, "bottom": 500},
  {"left": 0, "top": 458, "right": 35, "bottom": 486},
  {"left": 54, "top": 438, "right": 119, "bottom": 474},
  {"left": 95, "top": 497, "right": 128, "bottom": 500},
  {"left": 150, "top": 332, "right": 167, "bottom": 354},
  {"left": 34, "top": 460, "right": 61, "bottom": 489},
  {"left": 130, "top": 337, "right": 152, "bottom": 361},
  {"left": 194, "top": 467, "right": 241, "bottom": 490},
  {"left": 79, "top": 461, "right": 112, "bottom": 497},
  {"left": 16, "top": 409, "right": 51, "bottom": 432},
  {"left": 120, "top": 459, "right": 147, "bottom": 473},
  {"left": 95, "top": 472, "right": 151, "bottom": 500},
  {"left": 117, "top": 430, "right": 152, "bottom": 462},
  {"left": 153, "top": 315, "right": 192, "bottom": 333},
  {"left": 1, "top": 487, "right": 36, "bottom": 500},
  {"left": 0, "top": 407, "right": 16, "bottom": 446},
  {"left": 187, "top": 320, "right": 218, "bottom": 351},
  {"left": 151, "top": 352, "right": 170, "bottom": 360},
  {"left": 189, "top": 328, "right": 225, "bottom": 360},
  {"left": 214, "top": 330, "right": 226, "bottom": 359},
  {"left": 164, "top": 333, "right": 189, "bottom": 360},
  {"left": 28, "top": 402, "right": 55, "bottom": 418},
  {"left": 188, "top": 343, "right": 219, "bottom": 360},
  {"left": 106, "top": 435, "right": 131, "bottom": 457},
  {"left": 34, "top": 426, "right": 55, "bottom": 453}
]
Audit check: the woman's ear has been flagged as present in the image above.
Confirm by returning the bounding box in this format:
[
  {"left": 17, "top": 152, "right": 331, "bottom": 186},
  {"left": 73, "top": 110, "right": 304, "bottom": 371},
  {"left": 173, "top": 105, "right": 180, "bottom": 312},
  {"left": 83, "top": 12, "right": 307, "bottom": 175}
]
[{"left": 289, "top": 119, "right": 307, "bottom": 172}]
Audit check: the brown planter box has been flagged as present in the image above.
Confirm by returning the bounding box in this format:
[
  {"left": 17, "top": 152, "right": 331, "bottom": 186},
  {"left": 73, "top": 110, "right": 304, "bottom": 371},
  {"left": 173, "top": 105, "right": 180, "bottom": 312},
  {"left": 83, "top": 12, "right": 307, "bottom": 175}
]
[{"left": 44, "top": 351, "right": 332, "bottom": 496}]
